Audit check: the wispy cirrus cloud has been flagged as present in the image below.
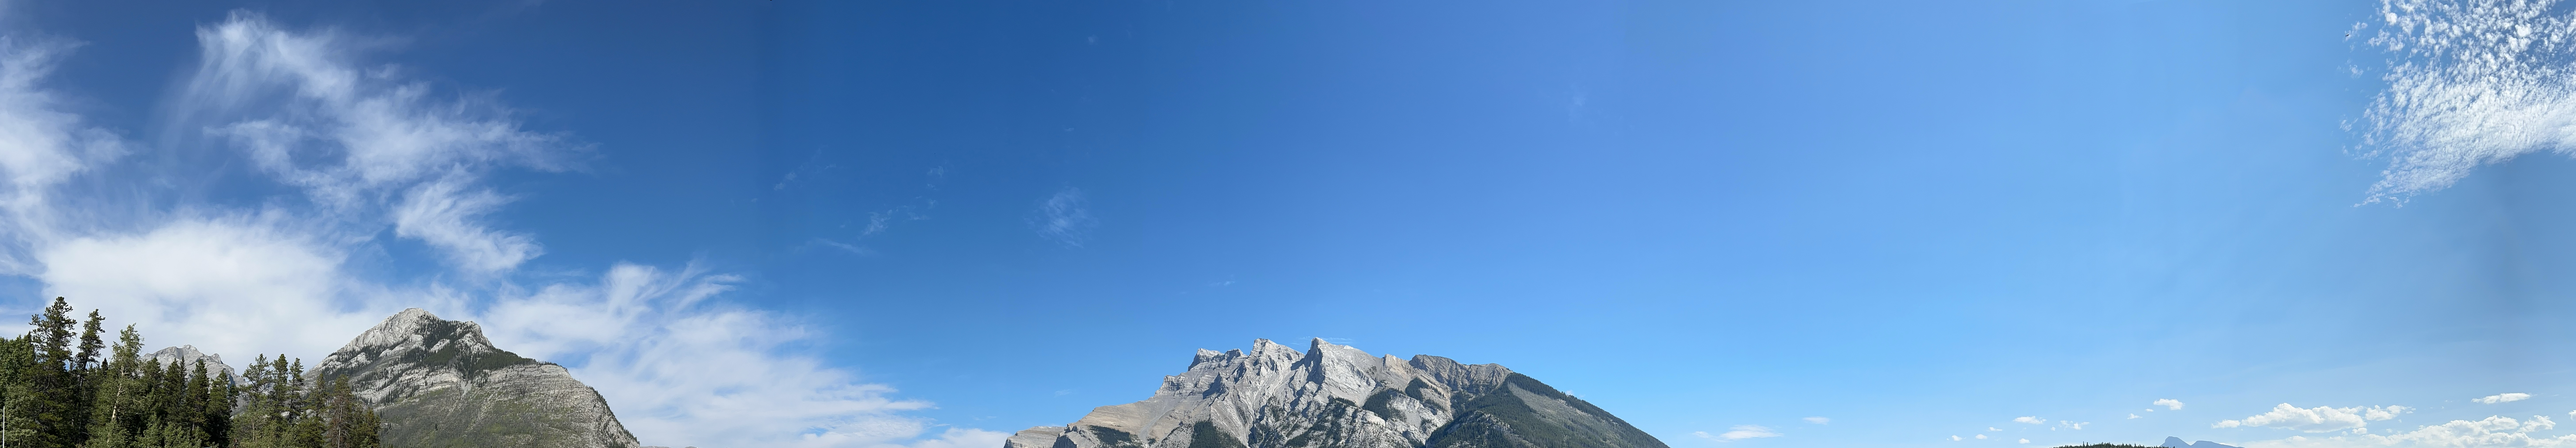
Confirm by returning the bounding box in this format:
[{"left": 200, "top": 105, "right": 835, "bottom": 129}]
[
  {"left": 2358, "top": 0, "right": 2576, "bottom": 203},
  {"left": 1032, "top": 186, "right": 1095, "bottom": 247},
  {"left": 182, "top": 13, "right": 572, "bottom": 274},
  {"left": 0, "top": 11, "right": 993, "bottom": 448}
]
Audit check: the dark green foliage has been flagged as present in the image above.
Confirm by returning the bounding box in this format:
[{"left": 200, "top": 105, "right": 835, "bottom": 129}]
[
  {"left": 1186, "top": 421, "right": 1247, "bottom": 448},
  {"left": 0, "top": 297, "right": 376, "bottom": 448}
]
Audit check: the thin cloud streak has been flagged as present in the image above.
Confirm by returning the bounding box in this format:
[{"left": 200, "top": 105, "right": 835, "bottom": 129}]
[{"left": 1033, "top": 186, "right": 1095, "bottom": 247}]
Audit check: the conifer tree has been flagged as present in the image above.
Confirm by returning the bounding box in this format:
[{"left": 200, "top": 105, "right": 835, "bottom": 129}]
[
  {"left": 26, "top": 297, "right": 77, "bottom": 448},
  {"left": 79, "top": 324, "right": 145, "bottom": 448},
  {"left": 2, "top": 298, "right": 379, "bottom": 448},
  {"left": 2, "top": 334, "right": 41, "bottom": 448}
]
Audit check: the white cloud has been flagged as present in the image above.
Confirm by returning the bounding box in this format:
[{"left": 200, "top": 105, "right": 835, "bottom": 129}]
[
  {"left": 476, "top": 263, "right": 980, "bottom": 447},
  {"left": 0, "top": 34, "right": 124, "bottom": 273},
  {"left": 1979, "top": 435, "right": 1991, "bottom": 440},
  {"left": 2215, "top": 403, "right": 2410, "bottom": 433},
  {"left": 1805, "top": 417, "right": 1830, "bottom": 425},
  {"left": 2017, "top": 416, "right": 2048, "bottom": 425},
  {"left": 0, "top": 13, "right": 984, "bottom": 448},
  {"left": 1990, "top": 428, "right": 2003, "bottom": 432},
  {"left": 2062, "top": 422, "right": 2090, "bottom": 430},
  {"left": 2133, "top": 414, "right": 2145, "bottom": 419},
  {"left": 183, "top": 11, "right": 570, "bottom": 273},
  {"left": 2159, "top": 399, "right": 2188, "bottom": 411},
  {"left": 390, "top": 173, "right": 541, "bottom": 273},
  {"left": 2238, "top": 415, "right": 2576, "bottom": 448},
  {"left": 1032, "top": 186, "right": 1095, "bottom": 247},
  {"left": 1953, "top": 436, "right": 1964, "bottom": 441},
  {"left": 2358, "top": 0, "right": 2576, "bottom": 203},
  {"left": 2019, "top": 439, "right": 2030, "bottom": 444},
  {"left": 1698, "top": 426, "right": 1781, "bottom": 441},
  {"left": 2478, "top": 394, "right": 2534, "bottom": 405},
  {"left": 36, "top": 217, "right": 394, "bottom": 359}
]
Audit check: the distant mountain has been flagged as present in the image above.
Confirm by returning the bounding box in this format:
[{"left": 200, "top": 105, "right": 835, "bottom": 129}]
[
  {"left": 2161, "top": 436, "right": 2240, "bottom": 448},
  {"left": 148, "top": 344, "right": 238, "bottom": 385},
  {"left": 1006, "top": 338, "right": 1669, "bottom": 448},
  {"left": 310, "top": 309, "right": 640, "bottom": 448}
]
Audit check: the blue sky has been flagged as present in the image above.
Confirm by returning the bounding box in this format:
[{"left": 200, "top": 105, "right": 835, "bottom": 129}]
[{"left": 2, "top": 0, "right": 2572, "bottom": 447}]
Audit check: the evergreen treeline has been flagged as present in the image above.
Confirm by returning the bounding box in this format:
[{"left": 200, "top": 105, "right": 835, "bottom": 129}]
[{"left": 0, "top": 297, "right": 380, "bottom": 448}]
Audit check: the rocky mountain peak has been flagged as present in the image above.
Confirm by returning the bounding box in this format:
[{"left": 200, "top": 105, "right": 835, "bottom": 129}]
[
  {"left": 147, "top": 345, "right": 238, "bottom": 385},
  {"left": 332, "top": 309, "right": 505, "bottom": 359},
  {"left": 1012, "top": 339, "right": 1666, "bottom": 448},
  {"left": 312, "top": 309, "right": 639, "bottom": 448}
]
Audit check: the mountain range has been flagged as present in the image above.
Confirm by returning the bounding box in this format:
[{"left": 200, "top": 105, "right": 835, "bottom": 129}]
[{"left": 159, "top": 315, "right": 1653, "bottom": 448}]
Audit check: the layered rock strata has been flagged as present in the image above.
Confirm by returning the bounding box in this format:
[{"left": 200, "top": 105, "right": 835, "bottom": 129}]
[
  {"left": 311, "top": 309, "right": 640, "bottom": 448},
  {"left": 1008, "top": 338, "right": 1668, "bottom": 448}
]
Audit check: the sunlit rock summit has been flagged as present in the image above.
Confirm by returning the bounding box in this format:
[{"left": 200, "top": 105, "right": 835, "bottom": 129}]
[
  {"left": 1007, "top": 338, "right": 1668, "bottom": 448},
  {"left": 311, "top": 309, "right": 641, "bottom": 448},
  {"left": 148, "top": 344, "right": 238, "bottom": 385}
]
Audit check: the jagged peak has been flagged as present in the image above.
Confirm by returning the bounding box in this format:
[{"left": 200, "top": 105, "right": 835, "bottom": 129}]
[
  {"left": 1248, "top": 338, "right": 1302, "bottom": 359},
  {"left": 344, "top": 308, "right": 494, "bottom": 350},
  {"left": 390, "top": 307, "right": 439, "bottom": 322},
  {"left": 315, "top": 308, "right": 537, "bottom": 379},
  {"left": 148, "top": 345, "right": 241, "bottom": 385},
  {"left": 1021, "top": 341, "right": 1666, "bottom": 448},
  {"left": 1189, "top": 348, "right": 1236, "bottom": 369},
  {"left": 150, "top": 344, "right": 206, "bottom": 358}
]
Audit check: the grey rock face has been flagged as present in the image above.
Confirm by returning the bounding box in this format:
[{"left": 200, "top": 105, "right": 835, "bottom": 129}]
[
  {"left": 1010, "top": 338, "right": 1668, "bottom": 448},
  {"left": 311, "top": 309, "right": 640, "bottom": 448},
  {"left": 148, "top": 345, "right": 239, "bottom": 385}
]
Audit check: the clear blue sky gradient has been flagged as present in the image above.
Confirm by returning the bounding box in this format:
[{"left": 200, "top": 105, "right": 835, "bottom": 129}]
[{"left": 15, "top": 0, "right": 2571, "bottom": 447}]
